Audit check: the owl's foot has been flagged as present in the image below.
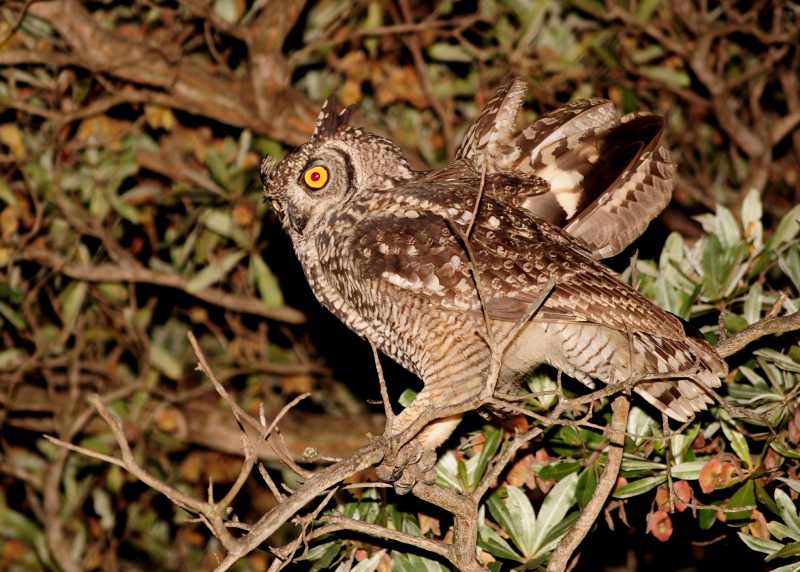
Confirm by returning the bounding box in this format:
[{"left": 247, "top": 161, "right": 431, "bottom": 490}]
[{"left": 375, "top": 438, "right": 437, "bottom": 495}]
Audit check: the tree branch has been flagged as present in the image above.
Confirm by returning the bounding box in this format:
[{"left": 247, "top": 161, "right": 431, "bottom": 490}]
[{"left": 716, "top": 311, "right": 800, "bottom": 358}]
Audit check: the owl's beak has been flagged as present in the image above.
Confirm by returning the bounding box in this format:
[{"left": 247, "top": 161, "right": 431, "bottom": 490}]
[{"left": 285, "top": 203, "right": 308, "bottom": 235}]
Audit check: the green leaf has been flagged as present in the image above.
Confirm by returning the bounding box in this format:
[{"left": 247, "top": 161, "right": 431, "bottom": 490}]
[
  {"left": 636, "top": 0, "right": 661, "bottom": 19},
  {"left": 627, "top": 406, "right": 658, "bottom": 446},
  {"left": 777, "top": 479, "right": 800, "bottom": 495},
  {"left": 639, "top": 65, "right": 690, "bottom": 88},
  {"left": 487, "top": 485, "right": 537, "bottom": 558},
  {"left": 723, "top": 312, "right": 749, "bottom": 334},
  {"left": 537, "top": 461, "right": 581, "bottom": 481},
  {"left": 743, "top": 283, "right": 763, "bottom": 324},
  {"left": 531, "top": 472, "right": 578, "bottom": 555},
  {"left": 738, "top": 532, "right": 784, "bottom": 555},
  {"left": 772, "top": 441, "right": 800, "bottom": 460},
  {"left": 721, "top": 422, "right": 752, "bottom": 469},
  {"left": 351, "top": 550, "right": 385, "bottom": 572},
  {"left": 427, "top": 43, "right": 473, "bottom": 62},
  {"left": 776, "top": 489, "right": 800, "bottom": 537},
  {"left": 0, "top": 348, "right": 28, "bottom": 370},
  {"left": 770, "top": 522, "right": 800, "bottom": 543},
  {"left": 727, "top": 480, "right": 756, "bottom": 522},
  {"left": 757, "top": 480, "right": 782, "bottom": 518},
  {"left": 398, "top": 389, "right": 417, "bottom": 408},
  {"left": 621, "top": 455, "right": 666, "bottom": 476},
  {"left": 186, "top": 251, "right": 246, "bottom": 293},
  {"left": 148, "top": 343, "right": 183, "bottom": 380},
  {"left": 755, "top": 348, "right": 800, "bottom": 373},
  {"left": 779, "top": 249, "right": 800, "bottom": 294},
  {"left": 576, "top": 465, "right": 598, "bottom": 509},
  {"left": 716, "top": 205, "right": 742, "bottom": 249},
  {"left": 465, "top": 425, "right": 503, "bottom": 490},
  {"left": 200, "top": 209, "right": 249, "bottom": 247},
  {"left": 613, "top": 475, "right": 667, "bottom": 499},
  {"left": 699, "top": 506, "right": 718, "bottom": 530},
  {"left": 250, "top": 253, "right": 284, "bottom": 308},
  {"left": 478, "top": 523, "right": 524, "bottom": 561},
  {"left": 740, "top": 365, "right": 769, "bottom": 388},
  {"left": 535, "top": 511, "right": 580, "bottom": 558},
  {"left": 766, "top": 542, "right": 800, "bottom": 563},
  {"left": 770, "top": 205, "right": 800, "bottom": 248},
  {"left": 392, "top": 551, "right": 451, "bottom": 572},
  {"left": 741, "top": 189, "right": 763, "bottom": 248},
  {"left": 436, "top": 451, "right": 462, "bottom": 491},
  {"left": 91, "top": 489, "right": 115, "bottom": 531},
  {"left": 527, "top": 372, "right": 558, "bottom": 409},
  {"left": 0, "top": 300, "right": 25, "bottom": 330},
  {"left": 671, "top": 460, "right": 708, "bottom": 480},
  {"left": 702, "top": 235, "right": 725, "bottom": 299},
  {"left": 296, "top": 541, "right": 342, "bottom": 568},
  {"left": 60, "top": 281, "right": 87, "bottom": 333}
]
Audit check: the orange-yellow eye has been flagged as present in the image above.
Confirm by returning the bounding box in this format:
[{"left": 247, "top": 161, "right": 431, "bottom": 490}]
[{"left": 303, "top": 166, "right": 329, "bottom": 189}]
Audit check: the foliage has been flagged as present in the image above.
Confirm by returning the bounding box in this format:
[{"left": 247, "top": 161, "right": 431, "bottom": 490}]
[{"left": 0, "top": 1, "right": 798, "bottom": 571}]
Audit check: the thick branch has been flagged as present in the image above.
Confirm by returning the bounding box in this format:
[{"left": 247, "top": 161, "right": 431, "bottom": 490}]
[
  {"left": 214, "top": 442, "right": 385, "bottom": 571},
  {"left": 688, "top": 35, "right": 766, "bottom": 158}
]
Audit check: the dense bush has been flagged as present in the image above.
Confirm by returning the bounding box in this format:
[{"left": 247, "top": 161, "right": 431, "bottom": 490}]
[{"left": 0, "top": 1, "right": 798, "bottom": 571}]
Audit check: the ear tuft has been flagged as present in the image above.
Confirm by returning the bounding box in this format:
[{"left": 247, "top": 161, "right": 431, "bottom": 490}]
[
  {"left": 312, "top": 97, "right": 353, "bottom": 141},
  {"left": 260, "top": 156, "right": 276, "bottom": 189}
]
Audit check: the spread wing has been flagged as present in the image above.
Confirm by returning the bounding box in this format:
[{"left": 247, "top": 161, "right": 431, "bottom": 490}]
[{"left": 457, "top": 77, "right": 674, "bottom": 259}]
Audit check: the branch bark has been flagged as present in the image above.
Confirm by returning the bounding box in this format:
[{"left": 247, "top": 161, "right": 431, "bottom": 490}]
[{"left": 716, "top": 311, "right": 800, "bottom": 358}]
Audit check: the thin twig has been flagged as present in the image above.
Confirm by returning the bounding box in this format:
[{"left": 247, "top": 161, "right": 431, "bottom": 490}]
[
  {"left": 369, "top": 339, "right": 395, "bottom": 433},
  {"left": 188, "top": 331, "right": 313, "bottom": 478},
  {"left": 0, "top": 0, "right": 35, "bottom": 48},
  {"left": 716, "top": 311, "right": 800, "bottom": 357}
]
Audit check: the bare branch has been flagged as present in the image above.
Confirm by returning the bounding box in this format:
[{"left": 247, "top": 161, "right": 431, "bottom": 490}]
[{"left": 716, "top": 311, "right": 800, "bottom": 358}]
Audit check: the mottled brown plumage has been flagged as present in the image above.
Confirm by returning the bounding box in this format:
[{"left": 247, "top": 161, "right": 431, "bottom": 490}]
[{"left": 261, "top": 79, "right": 726, "bottom": 476}]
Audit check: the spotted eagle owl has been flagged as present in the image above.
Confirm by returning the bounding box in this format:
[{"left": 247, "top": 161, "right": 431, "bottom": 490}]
[{"left": 261, "top": 78, "right": 726, "bottom": 475}]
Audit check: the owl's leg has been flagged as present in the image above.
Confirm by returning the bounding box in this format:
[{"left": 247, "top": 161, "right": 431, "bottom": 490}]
[
  {"left": 376, "top": 381, "right": 484, "bottom": 493},
  {"left": 375, "top": 358, "right": 491, "bottom": 493}
]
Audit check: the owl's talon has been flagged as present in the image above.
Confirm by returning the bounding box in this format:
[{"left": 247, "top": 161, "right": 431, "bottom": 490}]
[{"left": 376, "top": 439, "right": 437, "bottom": 494}]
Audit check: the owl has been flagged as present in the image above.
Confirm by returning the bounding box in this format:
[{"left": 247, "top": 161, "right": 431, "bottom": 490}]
[{"left": 261, "top": 78, "right": 726, "bottom": 485}]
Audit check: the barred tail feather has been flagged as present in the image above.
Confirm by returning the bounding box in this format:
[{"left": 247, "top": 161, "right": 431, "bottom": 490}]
[{"left": 633, "top": 336, "right": 726, "bottom": 422}]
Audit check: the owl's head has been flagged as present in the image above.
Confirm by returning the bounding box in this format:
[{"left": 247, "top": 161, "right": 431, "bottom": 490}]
[{"left": 261, "top": 99, "right": 413, "bottom": 238}]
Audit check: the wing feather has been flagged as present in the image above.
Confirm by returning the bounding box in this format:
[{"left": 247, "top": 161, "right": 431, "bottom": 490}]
[
  {"left": 346, "top": 173, "right": 685, "bottom": 340},
  {"left": 456, "top": 77, "right": 674, "bottom": 259}
]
